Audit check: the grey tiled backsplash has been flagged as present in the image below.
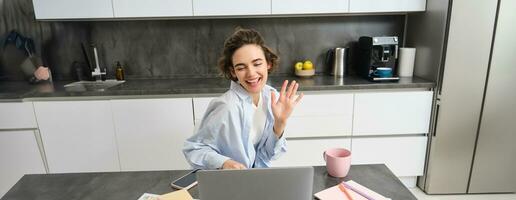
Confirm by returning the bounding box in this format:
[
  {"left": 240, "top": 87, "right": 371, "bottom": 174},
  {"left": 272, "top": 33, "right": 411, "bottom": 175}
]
[{"left": 0, "top": 0, "right": 404, "bottom": 81}]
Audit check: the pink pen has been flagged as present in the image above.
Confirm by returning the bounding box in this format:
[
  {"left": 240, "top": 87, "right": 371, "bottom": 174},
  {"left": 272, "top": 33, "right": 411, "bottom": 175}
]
[{"left": 341, "top": 182, "right": 376, "bottom": 200}]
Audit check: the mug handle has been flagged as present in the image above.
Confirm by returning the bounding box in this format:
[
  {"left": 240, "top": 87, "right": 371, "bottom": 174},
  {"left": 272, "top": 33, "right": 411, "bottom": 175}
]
[{"left": 323, "top": 151, "right": 326, "bottom": 161}]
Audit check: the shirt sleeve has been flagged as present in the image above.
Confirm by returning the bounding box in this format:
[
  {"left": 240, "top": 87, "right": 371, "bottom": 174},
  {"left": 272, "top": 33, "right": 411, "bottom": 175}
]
[
  {"left": 255, "top": 122, "right": 287, "bottom": 165},
  {"left": 182, "top": 101, "right": 232, "bottom": 170}
]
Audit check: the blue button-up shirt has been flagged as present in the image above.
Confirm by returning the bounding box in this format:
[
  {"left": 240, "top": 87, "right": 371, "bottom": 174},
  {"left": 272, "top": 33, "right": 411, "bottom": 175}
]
[{"left": 183, "top": 81, "right": 287, "bottom": 169}]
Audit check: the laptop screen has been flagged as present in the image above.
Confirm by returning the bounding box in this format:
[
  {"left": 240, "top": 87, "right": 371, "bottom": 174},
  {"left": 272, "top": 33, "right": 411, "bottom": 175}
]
[{"left": 197, "top": 166, "right": 314, "bottom": 200}]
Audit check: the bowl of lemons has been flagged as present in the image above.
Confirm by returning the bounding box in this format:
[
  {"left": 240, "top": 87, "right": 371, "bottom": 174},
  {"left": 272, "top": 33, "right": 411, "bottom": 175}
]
[{"left": 294, "top": 60, "right": 315, "bottom": 77}]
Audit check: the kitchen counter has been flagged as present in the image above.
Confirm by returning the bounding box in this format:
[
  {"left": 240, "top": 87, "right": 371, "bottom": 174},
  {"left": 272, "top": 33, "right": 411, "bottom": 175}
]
[
  {"left": 0, "top": 75, "right": 434, "bottom": 102},
  {"left": 2, "top": 164, "right": 417, "bottom": 200}
]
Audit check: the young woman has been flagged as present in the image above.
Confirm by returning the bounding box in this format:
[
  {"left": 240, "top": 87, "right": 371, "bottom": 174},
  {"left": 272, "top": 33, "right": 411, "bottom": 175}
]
[{"left": 183, "top": 28, "right": 303, "bottom": 169}]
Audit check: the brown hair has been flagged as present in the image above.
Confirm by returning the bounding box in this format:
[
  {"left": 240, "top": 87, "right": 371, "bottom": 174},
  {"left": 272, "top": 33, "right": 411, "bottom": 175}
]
[{"left": 218, "top": 28, "right": 279, "bottom": 81}]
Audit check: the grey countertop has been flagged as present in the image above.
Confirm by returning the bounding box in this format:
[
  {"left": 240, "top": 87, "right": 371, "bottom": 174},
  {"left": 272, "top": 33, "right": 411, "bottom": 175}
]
[
  {"left": 2, "top": 165, "right": 417, "bottom": 200},
  {"left": 0, "top": 75, "right": 434, "bottom": 102}
]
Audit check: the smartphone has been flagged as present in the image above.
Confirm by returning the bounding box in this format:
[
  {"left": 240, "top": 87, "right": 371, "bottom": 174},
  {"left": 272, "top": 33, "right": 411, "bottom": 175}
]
[{"left": 170, "top": 169, "right": 199, "bottom": 190}]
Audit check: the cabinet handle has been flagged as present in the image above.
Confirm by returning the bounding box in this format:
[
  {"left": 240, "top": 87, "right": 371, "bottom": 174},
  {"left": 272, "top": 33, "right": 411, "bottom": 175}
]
[{"left": 432, "top": 104, "right": 440, "bottom": 137}]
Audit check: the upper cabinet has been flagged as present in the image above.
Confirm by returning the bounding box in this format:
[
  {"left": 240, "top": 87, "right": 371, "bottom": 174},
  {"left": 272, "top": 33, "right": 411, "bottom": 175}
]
[
  {"left": 112, "top": 0, "right": 193, "bottom": 18},
  {"left": 349, "top": 0, "right": 426, "bottom": 13},
  {"left": 32, "top": 0, "right": 114, "bottom": 19},
  {"left": 272, "top": 0, "right": 349, "bottom": 15},
  {"left": 193, "top": 0, "right": 271, "bottom": 16},
  {"left": 32, "top": 0, "right": 426, "bottom": 20}
]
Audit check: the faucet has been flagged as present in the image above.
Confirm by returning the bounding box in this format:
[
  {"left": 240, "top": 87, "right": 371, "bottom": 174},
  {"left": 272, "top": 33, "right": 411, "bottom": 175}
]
[{"left": 91, "top": 44, "right": 106, "bottom": 81}]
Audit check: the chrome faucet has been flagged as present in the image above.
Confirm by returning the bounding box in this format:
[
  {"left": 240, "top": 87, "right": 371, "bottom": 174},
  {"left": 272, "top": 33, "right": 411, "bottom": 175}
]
[{"left": 91, "top": 44, "right": 106, "bottom": 81}]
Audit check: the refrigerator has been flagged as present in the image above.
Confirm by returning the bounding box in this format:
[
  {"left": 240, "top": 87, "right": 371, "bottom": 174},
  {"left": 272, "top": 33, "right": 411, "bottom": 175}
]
[{"left": 405, "top": 0, "right": 516, "bottom": 194}]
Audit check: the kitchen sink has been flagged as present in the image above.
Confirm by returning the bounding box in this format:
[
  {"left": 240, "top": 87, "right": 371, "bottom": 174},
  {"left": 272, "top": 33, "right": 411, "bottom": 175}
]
[{"left": 64, "top": 80, "right": 125, "bottom": 91}]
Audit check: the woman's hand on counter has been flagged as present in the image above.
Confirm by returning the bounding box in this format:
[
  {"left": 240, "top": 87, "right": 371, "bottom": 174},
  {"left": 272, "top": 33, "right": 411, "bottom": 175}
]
[{"left": 222, "top": 159, "right": 247, "bottom": 169}]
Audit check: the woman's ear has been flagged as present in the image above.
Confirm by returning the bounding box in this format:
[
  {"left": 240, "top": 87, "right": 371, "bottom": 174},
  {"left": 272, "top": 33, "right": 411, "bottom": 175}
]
[{"left": 230, "top": 68, "right": 236, "bottom": 78}]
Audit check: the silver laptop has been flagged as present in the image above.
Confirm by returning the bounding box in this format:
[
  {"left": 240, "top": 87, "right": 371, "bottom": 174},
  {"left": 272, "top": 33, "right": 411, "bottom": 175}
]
[{"left": 197, "top": 166, "right": 314, "bottom": 200}]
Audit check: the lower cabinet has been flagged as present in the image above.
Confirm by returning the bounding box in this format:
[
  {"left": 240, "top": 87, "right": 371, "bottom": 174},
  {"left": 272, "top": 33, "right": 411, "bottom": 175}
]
[
  {"left": 34, "top": 101, "right": 120, "bottom": 173},
  {"left": 351, "top": 136, "right": 428, "bottom": 177},
  {"left": 111, "top": 98, "right": 194, "bottom": 171},
  {"left": 0, "top": 130, "right": 46, "bottom": 197},
  {"left": 271, "top": 138, "right": 351, "bottom": 167}
]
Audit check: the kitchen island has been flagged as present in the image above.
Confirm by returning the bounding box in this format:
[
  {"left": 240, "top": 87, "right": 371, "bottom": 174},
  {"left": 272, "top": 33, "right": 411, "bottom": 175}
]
[{"left": 1, "top": 164, "right": 417, "bottom": 200}]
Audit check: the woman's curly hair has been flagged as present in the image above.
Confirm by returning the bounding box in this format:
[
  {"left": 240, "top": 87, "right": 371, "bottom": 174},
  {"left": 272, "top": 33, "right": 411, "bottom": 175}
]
[{"left": 218, "top": 28, "right": 279, "bottom": 81}]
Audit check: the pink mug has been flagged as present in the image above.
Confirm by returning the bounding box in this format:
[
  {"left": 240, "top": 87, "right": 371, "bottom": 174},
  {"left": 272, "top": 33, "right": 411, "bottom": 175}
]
[{"left": 323, "top": 148, "right": 352, "bottom": 177}]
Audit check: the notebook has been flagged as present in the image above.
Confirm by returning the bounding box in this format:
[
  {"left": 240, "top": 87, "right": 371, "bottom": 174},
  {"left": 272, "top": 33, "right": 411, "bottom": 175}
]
[{"left": 314, "top": 180, "right": 391, "bottom": 200}]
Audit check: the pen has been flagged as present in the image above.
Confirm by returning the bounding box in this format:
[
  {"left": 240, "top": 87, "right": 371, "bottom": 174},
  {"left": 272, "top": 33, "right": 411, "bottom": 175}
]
[
  {"left": 338, "top": 183, "right": 354, "bottom": 200},
  {"left": 342, "top": 182, "right": 376, "bottom": 200}
]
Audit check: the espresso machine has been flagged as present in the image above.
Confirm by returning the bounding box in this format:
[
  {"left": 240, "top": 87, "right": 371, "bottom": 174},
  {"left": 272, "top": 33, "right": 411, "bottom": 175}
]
[{"left": 355, "top": 36, "right": 400, "bottom": 81}]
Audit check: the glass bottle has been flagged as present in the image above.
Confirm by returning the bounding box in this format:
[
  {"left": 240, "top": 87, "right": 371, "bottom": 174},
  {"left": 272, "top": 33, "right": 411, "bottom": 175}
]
[{"left": 115, "top": 61, "right": 125, "bottom": 81}]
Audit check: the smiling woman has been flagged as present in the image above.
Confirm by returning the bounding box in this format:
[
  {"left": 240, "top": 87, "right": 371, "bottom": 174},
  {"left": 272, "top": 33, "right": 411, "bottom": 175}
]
[{"left": 183, "top": 28, "right": 303, "bottom": 170}]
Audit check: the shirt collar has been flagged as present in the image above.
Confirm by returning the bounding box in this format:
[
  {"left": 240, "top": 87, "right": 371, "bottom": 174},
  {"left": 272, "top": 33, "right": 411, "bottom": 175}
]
[{"left": 230, "top": 80, "right": 274, "bottom": 102}]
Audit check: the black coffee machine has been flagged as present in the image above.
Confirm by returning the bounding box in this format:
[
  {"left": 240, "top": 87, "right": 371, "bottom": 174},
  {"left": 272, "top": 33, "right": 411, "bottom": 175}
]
[{"left": 354, "top": 36, "right": 400, "bottom": 81}]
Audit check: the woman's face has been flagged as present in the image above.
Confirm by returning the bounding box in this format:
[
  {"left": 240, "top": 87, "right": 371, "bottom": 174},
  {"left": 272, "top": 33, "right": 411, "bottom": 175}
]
[{"left": 231, "top": 44, "right": 271, "bottom": 95}]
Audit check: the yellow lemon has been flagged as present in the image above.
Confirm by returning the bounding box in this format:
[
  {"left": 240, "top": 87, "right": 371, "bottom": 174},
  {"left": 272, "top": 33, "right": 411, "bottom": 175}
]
[
  {"left": 303, "top": 60, "right": 314, "bottom": 70},
  {"left": 295, "top": 62, "right": 303, "bottom": 71}
]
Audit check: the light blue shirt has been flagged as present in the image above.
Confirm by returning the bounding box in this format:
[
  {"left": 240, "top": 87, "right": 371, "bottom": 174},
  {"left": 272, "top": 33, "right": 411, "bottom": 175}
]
[{"left": 183, "top": 81, "right": 287, "bottom": 169}]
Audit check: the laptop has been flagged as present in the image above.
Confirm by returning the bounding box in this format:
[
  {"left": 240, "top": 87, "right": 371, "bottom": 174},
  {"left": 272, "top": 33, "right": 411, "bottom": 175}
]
[{"left": 197, "top": 166, "right": 314, "bottom": 200}]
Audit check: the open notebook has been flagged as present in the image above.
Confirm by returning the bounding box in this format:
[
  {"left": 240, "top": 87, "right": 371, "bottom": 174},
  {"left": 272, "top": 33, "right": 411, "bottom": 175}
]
[{"left": 314, "top": 180, "right": 391, "bottom": 200}]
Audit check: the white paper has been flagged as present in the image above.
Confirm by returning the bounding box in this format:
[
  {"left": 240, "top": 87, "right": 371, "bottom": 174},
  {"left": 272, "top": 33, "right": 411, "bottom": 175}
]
[{"left": 137, "top": 193, "right": 160, "bottom": 200}]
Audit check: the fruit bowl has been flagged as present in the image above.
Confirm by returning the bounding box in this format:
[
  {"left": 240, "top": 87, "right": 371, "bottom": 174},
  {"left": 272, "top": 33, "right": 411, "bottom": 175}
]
[{"left": 295, "top": 69, "right": 315, "bottom": 77}]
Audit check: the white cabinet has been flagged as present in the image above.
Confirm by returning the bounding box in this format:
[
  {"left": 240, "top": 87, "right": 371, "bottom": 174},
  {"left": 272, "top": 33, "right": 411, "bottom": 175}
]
[
  {"left": 349, "top": 0, "right": 426, "bottom": 13},
  {"left": 271, "top": 138, "right": 351, "bottom": 167},
  {"left": 193, "top": 0, "right": 271, "bottom": 16},
  {"left": 0, "top": 102, "right": 37, "bottom": 129},
  {"left": 272, "top": 0, "right": 349, "bottom": 14},
  {"left": 192, "top": 97, "right": 215, "bottom": 126},
  {"left": 113, "top": 0, "right": 193, "bottom": 18},
  {"left": 0, "top": 130, "right": 46, "bottom": 197},
  {"left": 111, "top": 98, "right": 194, "bottom": 171},
  {"left": 32, "top": 0, "right": 114, "bottom": 19},
  {"left": 351, "top": 136, "right": 427, "bottom": 177},
  {"left": 286, "top": 93, "right": 353, "bottom": 138},
  {"left": 353, "top": 91, "right": 433, "bottom": 136},
  {"left": 33, "top": 101, "right": 120, "bottom": 173}
]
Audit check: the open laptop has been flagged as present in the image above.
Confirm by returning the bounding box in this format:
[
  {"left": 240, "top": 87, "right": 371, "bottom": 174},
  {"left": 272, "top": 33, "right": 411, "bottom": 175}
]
[{"left": 197, "top": 166, "right": 314, "bottom": 200}]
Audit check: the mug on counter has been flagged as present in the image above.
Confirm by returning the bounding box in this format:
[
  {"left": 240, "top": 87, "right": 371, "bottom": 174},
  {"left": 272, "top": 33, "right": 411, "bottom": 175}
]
[
  {"left": 323, "top": 148, "right": 352, "bottom": 177},
  {"left": 372, "top": 67, "right": 393, "bottom": 78}
]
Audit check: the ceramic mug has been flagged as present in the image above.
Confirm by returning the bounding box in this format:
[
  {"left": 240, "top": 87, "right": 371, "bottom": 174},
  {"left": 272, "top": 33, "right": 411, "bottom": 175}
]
[{"left": 323, "top": 148, "right": 352, "bottom": 177}]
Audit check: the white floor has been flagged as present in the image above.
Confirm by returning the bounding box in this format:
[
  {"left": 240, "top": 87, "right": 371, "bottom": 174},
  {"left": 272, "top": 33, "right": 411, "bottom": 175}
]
[{"left": 410, "top": 187, "right": 516, "bottom": 200}]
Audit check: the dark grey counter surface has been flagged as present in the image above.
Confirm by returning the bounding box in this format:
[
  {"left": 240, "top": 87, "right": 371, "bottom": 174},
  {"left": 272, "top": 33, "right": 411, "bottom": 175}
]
[
  {"left": 0, "top": 75, "right": 434, "bottom": 102},
  {"left": 2, "top": 164, "right": 416, "bottom": 200}
]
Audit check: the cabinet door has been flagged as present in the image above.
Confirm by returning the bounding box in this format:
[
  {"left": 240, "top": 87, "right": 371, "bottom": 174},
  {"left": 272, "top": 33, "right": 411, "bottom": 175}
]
[
  {"left": 351, "top": 136, "right": 427, "bottom": 177},
  {"left": 192, "top": 97, "right": 215, "bottom": 126},
  {"left": 0, "top": 102, "right": 37, "bottom": 129},
  {"left": 111, "top": 98, "right": 194, "bottom": 171},
  {"left": 271, "top": 138, "right": 351, "bottom": 167},
  {"left": 113, "top": 0, "right": 193, "bottom": 18},
  {"left": 353, "top": 91, "right": 432, "bottom": 136},
  {"left": 272, "top": 0, "right": 349, "bottom": 14},
  {"left": 286, "top": 93, "right": 353, "bottom": 138},
  {"left": 193, "top": 0, "right": 271, "bottom": 16},
  {"left": 32, "top": 0, "right": 114, "bottom": 19},
  {"left": 349, "top": 0, "right": 426, "bottom": 13},
  {"left": 34, "top": 101, "right": 120, "bottom": 173},
  {"left": 0, "top": 130, "right": 46, "bottom": 197}
]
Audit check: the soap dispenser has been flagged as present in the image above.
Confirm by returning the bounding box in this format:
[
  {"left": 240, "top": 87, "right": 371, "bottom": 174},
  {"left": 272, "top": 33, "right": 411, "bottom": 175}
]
[{"left": 115, "top": 61, "right": 125, "bottom": 81}]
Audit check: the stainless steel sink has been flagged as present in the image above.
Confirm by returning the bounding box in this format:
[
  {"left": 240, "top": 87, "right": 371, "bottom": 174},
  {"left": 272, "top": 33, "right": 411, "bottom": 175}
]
[{"left": 64, "top": 80, "right": 125, "bottom": 91}]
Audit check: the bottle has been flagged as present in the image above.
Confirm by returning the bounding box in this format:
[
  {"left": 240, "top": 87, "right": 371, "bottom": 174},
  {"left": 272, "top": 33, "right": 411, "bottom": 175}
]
[{"left": 115, "top": 61, "right": 125, "bottom": 81}]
